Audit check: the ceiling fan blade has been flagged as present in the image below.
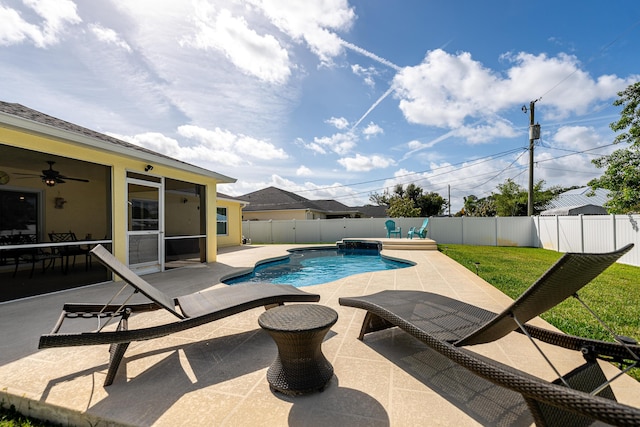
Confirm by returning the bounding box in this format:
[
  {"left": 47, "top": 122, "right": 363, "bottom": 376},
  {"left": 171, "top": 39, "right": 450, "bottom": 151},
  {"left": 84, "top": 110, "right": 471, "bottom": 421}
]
[
  {"left": 58, "top": 175, "right": 89, "bottom": 183},
  {"left": 12, "top": 172, "right": 42, "bottom": 177}
]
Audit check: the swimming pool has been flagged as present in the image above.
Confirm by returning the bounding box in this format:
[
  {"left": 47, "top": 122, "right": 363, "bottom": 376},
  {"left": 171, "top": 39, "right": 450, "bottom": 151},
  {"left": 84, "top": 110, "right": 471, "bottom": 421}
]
[{"left": 224, "top": 245, "right": 413, "bottom": 287}]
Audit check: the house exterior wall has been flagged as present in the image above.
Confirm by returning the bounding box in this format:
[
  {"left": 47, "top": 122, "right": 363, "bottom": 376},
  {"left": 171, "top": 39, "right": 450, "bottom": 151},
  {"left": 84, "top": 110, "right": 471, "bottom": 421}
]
[
  {"left": 217, "top": 198, "right": 243, "bottom": 247},
  {"left": 0, "top": 126, "right": 224, "bottom": 264},
  {"left": 243, "top": 209, "right": 319, "bottom": 221}
]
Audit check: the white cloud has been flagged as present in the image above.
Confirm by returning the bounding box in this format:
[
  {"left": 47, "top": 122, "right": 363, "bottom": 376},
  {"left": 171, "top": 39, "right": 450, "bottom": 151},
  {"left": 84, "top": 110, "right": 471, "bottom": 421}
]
[
  {"left": 310, "top": 132, "right": 357, "bottom": 155},
  {"left": 0, "top": 0, "right": 80, "bottom": 47},
  {"left": 296, "top": 165, "right": 313, "bottom": 176},
  {"left": 393, "top": 49, "right": 639, "bottom": 140},
  {"left": 551, "top": 125, "right": 604, "bottom": 151},
  {"left": 530, "top": 125, "right": 614, "bottom": 186},
  {"left": 351, "top": 64, "right": 377, "bottom": 87},
  {"left": 110, "top": 124, "right": 287, "bottom": 168},
  {"left": 362, "top": 122, "right": 383, "bottom": 139},
  {"left": 181, "top": 5, "right": 291, "bottom": 84},
  {"left": 247, "top": 0, "right": 355, "bottom": 65},
  {"left": 89, "top": 24, "right": 132, "bottom": 52},
  {"left": 454, "top": 118, "right": 519, "bottom": 144},
  {"left": 338, "top": 153, "right": 395, "bottom": 171},
  {"left": 178, "top": 125, "right": 288, "bottom": 161},
  {"left": 112, "top": 132, "right": 183, "bottom": 157},
  {"left": 326, "top": 116, "right": 349, "bottom": 129},
  {"left": 407, "top": 140, "right": 423, "bottom": 150}
]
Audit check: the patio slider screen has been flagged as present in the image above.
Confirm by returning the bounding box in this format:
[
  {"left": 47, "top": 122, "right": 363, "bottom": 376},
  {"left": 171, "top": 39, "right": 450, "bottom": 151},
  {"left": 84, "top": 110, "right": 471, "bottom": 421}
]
[{"left": 164, "top": 178, "right": 205, "bottom": 266}]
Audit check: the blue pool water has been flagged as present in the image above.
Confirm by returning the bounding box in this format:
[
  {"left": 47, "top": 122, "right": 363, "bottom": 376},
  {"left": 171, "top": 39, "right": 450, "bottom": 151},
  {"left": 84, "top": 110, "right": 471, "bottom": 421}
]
[{"left": 224, "top": 247, "right": 413, "bottom": 287}]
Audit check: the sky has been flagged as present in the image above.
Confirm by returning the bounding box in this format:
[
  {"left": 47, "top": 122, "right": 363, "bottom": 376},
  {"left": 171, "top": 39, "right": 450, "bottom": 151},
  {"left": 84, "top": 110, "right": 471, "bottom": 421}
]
[{"left": 2, "top": 0, "right": 640, "bottom": 213}]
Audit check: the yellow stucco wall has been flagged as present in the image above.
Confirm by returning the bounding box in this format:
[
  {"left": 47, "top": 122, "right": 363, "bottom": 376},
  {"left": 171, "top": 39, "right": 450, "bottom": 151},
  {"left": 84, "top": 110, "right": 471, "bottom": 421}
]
[
  {"left": 1, "top": 126, "right": 226, "bottom": 264},
  {"left": 216, "top": 198, "right": 243, "bottom": 247}
]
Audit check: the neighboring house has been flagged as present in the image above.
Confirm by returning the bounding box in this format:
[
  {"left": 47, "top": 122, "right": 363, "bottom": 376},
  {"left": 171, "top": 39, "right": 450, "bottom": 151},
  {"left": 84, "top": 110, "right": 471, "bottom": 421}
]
[
  {"left": 541, "top": 187, "right": 610, "bottom": 216},
  {"left": 239, "top": 186, "right": 387, "bottom": 220},
  {"left": 0, "top": 102, "right": 236, "bottom": 295}
]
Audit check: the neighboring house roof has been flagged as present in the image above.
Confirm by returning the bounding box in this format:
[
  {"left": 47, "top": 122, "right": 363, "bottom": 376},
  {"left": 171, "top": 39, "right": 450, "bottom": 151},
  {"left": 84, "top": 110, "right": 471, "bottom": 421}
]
[
  {"left": 545, "top": 187, "right": 610, "bottom": 210},
  {"left": 240, "top": 186, "right": 313, "bottom": 211},
  {"left": 238, "top": 186, "right": 388, "bottom": 217},
  {"left": 217, "top": 192, "right": 248, "bottom": 205},
  {"left": 355, "top": 205, "right": 388, "bottom": 218},
  {"left": 540, "top": 204, "right": 608, "bottom": 216},
  {"left": 0, "top": 101, "right": 235, "bottom": 183}
]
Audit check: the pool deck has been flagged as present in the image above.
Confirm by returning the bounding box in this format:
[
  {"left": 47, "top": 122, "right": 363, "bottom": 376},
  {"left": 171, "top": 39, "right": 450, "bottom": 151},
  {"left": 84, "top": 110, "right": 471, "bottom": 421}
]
[{"left": 1, "top": 241, "right": 639, "bottom": 426}]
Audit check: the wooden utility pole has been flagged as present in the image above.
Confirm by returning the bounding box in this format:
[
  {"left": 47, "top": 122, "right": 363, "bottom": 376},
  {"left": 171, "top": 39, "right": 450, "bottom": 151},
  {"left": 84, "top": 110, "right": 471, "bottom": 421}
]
[{"left": 524, "top": 100, "right": 540, "bottom": 216}]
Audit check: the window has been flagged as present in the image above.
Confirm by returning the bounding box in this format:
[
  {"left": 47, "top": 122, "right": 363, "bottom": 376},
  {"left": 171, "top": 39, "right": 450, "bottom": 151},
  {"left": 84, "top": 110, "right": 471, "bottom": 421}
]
[
  {"left": 217, "top": 207, "right": 227, "bottom": 235},
  {"left": 0, "top": 189, "right": 39, "bottom": 239}
]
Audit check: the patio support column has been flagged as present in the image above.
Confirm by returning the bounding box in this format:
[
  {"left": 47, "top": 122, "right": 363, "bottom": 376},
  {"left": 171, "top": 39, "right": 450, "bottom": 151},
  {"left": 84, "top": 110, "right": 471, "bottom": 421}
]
[
  {"left": 205, "top": 183, "right": 217, "bottom": 263},
  {"left": 112, "top": 164, "right": 127, "bottom": 264}
]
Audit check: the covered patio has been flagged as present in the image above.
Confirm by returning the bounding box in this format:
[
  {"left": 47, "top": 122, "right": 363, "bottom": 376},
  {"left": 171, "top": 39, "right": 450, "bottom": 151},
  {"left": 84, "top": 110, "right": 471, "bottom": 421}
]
[{"left": 1, "top": 244, "right": 639, "bottom": 426}]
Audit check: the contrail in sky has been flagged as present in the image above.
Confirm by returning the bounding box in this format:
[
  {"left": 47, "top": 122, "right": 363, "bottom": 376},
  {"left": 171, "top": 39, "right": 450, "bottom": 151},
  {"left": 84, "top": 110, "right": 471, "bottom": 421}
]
[
  {"left": 339, "top": 38, "right": 401, "bottom": 131},
  {"left": 351, "top": 85, "right": 395, "bottom": 131},
  {"left": 340, "top": 39, "right": 402, "bottom": 71}
]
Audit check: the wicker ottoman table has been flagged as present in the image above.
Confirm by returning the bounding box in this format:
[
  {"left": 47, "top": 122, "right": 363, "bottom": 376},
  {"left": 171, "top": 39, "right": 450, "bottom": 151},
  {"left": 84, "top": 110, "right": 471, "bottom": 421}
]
[{"left": 258, "top": 304, "right": 338, "bottom": 395}]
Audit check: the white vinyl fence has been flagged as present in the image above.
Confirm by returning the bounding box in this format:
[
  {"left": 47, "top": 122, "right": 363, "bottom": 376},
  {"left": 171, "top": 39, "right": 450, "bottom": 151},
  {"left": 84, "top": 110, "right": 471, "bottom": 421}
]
[{"left": 242, "top": 214, "right": 640, "bottom": 267}]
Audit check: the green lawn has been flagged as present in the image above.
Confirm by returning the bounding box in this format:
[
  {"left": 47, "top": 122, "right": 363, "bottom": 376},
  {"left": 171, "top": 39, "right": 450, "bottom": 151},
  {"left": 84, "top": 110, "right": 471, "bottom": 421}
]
[
  {"left": 0, "top": 403, "right": 60, "bottom": 427},
  {"left": 440, "top": 244, "right": 640, "bottom": 380}
]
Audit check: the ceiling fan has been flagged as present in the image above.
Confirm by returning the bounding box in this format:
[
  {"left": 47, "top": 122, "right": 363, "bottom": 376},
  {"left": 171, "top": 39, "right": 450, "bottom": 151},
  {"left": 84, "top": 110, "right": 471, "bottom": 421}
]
[{"left": 15, "top": 161, "right": 90, "bottom": 187}]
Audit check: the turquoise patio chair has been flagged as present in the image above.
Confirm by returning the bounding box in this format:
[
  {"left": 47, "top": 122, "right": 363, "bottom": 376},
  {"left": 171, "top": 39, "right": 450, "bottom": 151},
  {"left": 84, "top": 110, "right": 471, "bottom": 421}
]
[
  {"left": 408, "top": 218, "right": 429, "bottom": 239},
  {"left": 406, "top": 227, "right": 416, "bottom": 239},
  {"left": 385, "top": 220, "right": 401, "bottom": 238}
]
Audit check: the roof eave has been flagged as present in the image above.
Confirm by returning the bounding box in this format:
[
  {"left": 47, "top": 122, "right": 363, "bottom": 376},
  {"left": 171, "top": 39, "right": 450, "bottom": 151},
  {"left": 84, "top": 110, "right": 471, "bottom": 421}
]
[{"left": 0, "top": 111, "right": 236, "bottom": 184}]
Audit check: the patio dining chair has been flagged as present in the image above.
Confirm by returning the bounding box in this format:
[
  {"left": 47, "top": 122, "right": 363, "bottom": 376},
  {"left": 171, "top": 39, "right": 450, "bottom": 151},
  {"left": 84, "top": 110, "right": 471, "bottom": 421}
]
[
  {"left": 340, "top": 244, "right": 640, "bottom": 426},
  {"left": 49, "top": 231, "right": 91, "bottom": 273},
  {"left": 384, "top": 220, "right": 401, "bottom": 238},
  {"left": 1, "top": 234, "right": 61, "bottom": 278},
  {"left": 39, "top": 244, "right": 320, "bottom": 386}
]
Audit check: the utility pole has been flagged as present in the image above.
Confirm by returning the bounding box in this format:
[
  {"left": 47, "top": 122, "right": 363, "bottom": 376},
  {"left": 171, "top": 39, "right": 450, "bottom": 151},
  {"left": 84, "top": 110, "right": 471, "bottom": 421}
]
[{"left": 523, "top": 100, "right": 540, "bottom": 216}]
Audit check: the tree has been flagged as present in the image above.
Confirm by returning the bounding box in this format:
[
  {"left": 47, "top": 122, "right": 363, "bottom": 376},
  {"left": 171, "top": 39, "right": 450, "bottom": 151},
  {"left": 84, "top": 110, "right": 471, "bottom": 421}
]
[
  {"left": 371, "top": 183, "right": 447, "bottom": 217},
  {"left": 458, "top": 194, "right": 497, "bottom": 217},
  {"left": 590, "top": 147, "right": 640, "bottom": 213},
  {"left": 387, "top": 197, "right": 420, "bottom": 217},
  {"left": 416, "top": 192, "right": 447, "bottom": 216},
  {"left": 491, "top": 178, "right": 559, "bottom": 216},
  {"left": 589, "top": 82, "right": 640, "bottom": 214},
  {"left": 493, "top": 179, "right": 527, "bottom": 216},
  {"left": 368, "top": 189, "right": 391, "bottom": 207}
]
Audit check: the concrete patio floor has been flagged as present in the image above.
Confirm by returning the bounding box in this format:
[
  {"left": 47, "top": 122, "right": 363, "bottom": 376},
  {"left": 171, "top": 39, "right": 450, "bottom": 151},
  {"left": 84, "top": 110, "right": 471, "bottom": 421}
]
[{"left": 1, "top": 243, "right": 639, "bottom": 426}]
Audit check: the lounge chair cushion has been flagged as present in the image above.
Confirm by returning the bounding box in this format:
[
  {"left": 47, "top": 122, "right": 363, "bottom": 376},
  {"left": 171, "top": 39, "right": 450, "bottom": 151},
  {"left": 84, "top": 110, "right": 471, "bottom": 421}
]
[{"left": 177, "top": 282, "right": 318, "bottom": 318}]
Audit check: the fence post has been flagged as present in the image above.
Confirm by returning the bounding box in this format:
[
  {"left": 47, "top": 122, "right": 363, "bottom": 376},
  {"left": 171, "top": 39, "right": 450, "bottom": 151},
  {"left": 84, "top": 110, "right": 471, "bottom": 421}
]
[
  {"left": 612, "top": 214, "right": 617, "bottom": 250},
  {"left": 292, "top": 219, "right": 296, "bottom": 243},
  {"left": 556, "top": 215, "right": 560, "bottom": 252},
  {"left": 579, "top": 214, "right": 584, "bottom": 253},
  {"left": 461, "top": 216, "right": 465, "bottom": 245}
]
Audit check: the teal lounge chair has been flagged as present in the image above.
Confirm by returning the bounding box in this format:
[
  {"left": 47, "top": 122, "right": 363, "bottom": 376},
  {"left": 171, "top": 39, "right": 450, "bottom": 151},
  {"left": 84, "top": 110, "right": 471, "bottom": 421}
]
[
  {"left": 408, "top": 218, "right": 429, "bottom": 239},
  {"left": 385, "top": 220, "right": 401, "bottom": 238}
]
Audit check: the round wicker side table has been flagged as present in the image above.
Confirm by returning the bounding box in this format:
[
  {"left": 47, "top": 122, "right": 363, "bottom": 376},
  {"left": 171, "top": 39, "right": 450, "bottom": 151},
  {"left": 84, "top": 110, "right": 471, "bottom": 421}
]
[{"left": 258, "top": 304, "right": 338, "bottom": 395}]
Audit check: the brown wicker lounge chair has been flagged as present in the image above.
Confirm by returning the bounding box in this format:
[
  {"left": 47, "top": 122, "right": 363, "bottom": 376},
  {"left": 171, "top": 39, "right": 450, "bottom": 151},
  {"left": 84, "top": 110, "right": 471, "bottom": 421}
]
[
  {"left": 39, "top": 244, "right": 320, "bottom": 386},
  {"left": 339, "top": 244, "right": 640, "bottom": 426}
]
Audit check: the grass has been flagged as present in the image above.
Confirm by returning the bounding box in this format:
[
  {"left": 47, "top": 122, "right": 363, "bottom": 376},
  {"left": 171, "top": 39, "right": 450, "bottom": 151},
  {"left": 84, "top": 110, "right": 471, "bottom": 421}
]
[
  {"left": 439, "top": 244, "right": 640, "bottom": 380},
  {"left": 0, "top": 402, "right": 61, "bottom": 427}
]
